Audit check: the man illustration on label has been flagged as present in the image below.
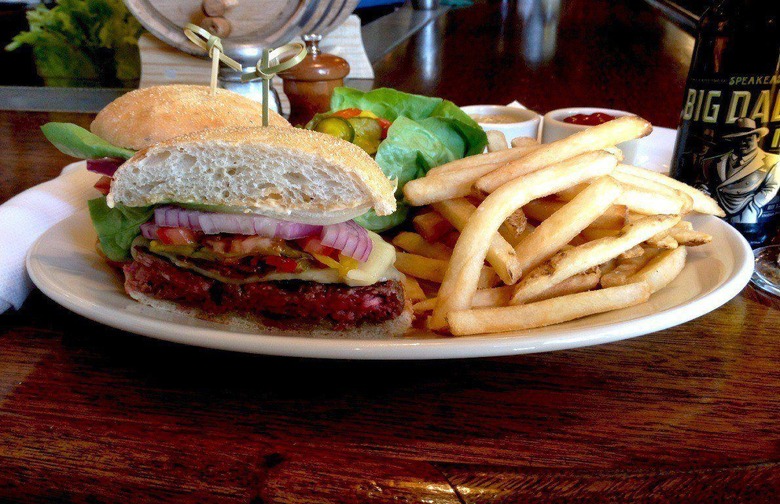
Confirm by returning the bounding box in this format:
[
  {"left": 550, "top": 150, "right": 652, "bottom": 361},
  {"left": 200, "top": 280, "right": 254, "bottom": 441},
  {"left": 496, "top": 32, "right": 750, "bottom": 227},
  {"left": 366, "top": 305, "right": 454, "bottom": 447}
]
[{"left": 701, "top": 118, "right": 779, "bottom": 224}]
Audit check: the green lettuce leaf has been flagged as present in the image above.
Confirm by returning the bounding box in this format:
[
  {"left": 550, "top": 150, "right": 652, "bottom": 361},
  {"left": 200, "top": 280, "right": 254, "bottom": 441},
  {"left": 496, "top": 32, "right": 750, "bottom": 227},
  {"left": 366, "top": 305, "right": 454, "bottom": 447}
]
[
  {"left": 331, "top": 87, "right": 487, "bottom": 231},
  {"left": 353, "top": 203, "right": 410, "bottom": 234},
  {"left": 88, "top": 197, "right": 153, "bottom": 262},
  {"left": 375, "top": 116, "right": 456, "bottom": 197},
  {"left": 42, "top": 122, "right": 135, "bottom": 160}
]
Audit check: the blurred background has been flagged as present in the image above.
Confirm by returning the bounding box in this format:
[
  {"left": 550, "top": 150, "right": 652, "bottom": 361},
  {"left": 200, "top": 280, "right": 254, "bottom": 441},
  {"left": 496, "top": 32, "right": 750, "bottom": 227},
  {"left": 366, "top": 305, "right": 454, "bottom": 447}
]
[{"left": 0, "top": 0, "right": 706, "bottom": 86}]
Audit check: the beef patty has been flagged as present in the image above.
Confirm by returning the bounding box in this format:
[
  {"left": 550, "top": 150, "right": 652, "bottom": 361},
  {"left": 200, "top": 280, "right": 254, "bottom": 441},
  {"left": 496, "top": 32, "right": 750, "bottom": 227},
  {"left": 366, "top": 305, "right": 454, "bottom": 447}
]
[{"left": 124, "top": 249, "right": 405, "bottom": 329}]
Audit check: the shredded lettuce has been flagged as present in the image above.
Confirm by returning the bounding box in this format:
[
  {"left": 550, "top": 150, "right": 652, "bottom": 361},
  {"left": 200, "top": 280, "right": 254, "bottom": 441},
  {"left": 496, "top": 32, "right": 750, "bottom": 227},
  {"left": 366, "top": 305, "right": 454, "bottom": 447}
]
[
  {"left": 88, "top": 197, "right": 153, "bottom": 262},
  {"left": 331, "top": 87, "right": 487, "bottom": 231}
]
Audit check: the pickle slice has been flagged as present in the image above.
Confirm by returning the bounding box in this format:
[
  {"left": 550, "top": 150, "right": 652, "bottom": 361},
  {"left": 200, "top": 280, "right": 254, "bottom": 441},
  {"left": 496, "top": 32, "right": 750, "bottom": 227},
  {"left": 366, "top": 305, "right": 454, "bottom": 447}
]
[
  {"left": 348, "top": 117, "right": 383, "bottom": 155},
  {"left": 313, "top": 116, "right": 355, "bottom": 142}
]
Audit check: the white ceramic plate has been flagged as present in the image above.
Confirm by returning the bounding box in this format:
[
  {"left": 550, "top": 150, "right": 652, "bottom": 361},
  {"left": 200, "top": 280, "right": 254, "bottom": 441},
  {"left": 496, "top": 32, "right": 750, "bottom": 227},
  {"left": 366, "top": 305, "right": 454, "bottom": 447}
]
[{"left": 26, "top": 127, "right": 754, "bottom": 360}]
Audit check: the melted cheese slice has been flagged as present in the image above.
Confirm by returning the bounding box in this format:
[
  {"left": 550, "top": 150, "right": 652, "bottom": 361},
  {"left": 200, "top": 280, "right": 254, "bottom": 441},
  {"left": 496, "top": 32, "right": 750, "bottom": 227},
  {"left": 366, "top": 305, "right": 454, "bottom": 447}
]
[{"left": 150, "top": 231, "right": 399, "bottom": 287}]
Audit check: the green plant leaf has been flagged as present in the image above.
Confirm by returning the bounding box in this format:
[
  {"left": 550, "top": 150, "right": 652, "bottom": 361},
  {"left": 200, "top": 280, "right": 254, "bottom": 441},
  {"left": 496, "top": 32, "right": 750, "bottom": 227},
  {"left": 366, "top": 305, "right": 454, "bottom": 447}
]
[
  {"left": 41, "top": 123, "right": 135, "bottom": 160},
  {"left": 88, "top": 197, "right": 153, "bottom": 262}
]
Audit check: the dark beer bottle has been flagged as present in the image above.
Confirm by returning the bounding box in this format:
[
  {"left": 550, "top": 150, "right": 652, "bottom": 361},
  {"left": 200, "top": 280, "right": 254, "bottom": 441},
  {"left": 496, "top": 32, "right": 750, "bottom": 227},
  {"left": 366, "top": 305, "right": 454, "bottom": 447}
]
[{"left": 670, "top": 0, "right": 780, "bottom": 247}]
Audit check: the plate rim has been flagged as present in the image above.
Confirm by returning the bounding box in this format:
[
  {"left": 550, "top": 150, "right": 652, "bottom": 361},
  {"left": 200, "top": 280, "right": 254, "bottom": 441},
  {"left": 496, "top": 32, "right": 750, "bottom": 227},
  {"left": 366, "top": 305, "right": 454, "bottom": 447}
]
[{"left": 26, "top": 210, "right": 754, "bottom": 360}]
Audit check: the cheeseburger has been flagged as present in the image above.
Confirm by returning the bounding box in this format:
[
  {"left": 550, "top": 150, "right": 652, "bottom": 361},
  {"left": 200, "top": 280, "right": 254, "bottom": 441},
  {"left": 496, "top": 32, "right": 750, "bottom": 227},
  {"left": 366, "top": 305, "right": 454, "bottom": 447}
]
[{"left": 100, "top": 126, "right": 411, "bottom": 336}]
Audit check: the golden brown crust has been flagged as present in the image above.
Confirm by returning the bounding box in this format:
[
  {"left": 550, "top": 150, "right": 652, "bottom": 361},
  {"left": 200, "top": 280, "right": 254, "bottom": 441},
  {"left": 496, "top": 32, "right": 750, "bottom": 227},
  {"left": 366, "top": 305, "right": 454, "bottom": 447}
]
[{"left": 90, "top": 85, "right": 290, "bottom": 150}]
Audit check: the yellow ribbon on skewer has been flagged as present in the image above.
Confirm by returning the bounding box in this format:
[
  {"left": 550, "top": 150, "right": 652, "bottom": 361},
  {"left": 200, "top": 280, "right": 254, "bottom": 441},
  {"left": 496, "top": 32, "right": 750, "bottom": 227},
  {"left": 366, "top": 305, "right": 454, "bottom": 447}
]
[
  {"left": 183, "top": 23, "right": 243, "bottom": 95},
  {"left": 241, "top": 43, "right": 307, "bottom": 126}
]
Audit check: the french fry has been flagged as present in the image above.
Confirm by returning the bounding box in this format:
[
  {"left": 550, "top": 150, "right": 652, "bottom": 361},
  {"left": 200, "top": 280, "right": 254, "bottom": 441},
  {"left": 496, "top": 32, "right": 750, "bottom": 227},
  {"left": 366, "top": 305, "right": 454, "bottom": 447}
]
[
  {"left": 514, "top": 176, "right": 624, "bottom": 272},
  {"left": 486, "top": 130, "right": 509, "bottom": 152},
  {"left": 429, "top": 150, "right": 618, "bottom": 331},
  {"left": 602, "top": 146, "right": 625, "bottom": 161},
  {"left": 511, "top": 137, "right": 539, "bottom": 149},
  {"left": 395, "top": 252, "right": 499, "bottom": 288},
  {"left": 600, "top": 248, "right": 659, "bottom": 288},
  {"left": 610, "top": 170, "right": 694, "bottom": 213},
  {"left": 511, "top": 214, "right": 680, "bottom": 305},
  {"left": 441, "top": 230, "right": 461, "bottom": 249},
  {"left": 498, "top": 209, "right": 528, "bottom": 247},
  {"left": 646, "top": 233, "right": 678, "bottom": 249},
  {"left": 432, "top": 198, "right": 522, "bottom": 285},
  {"left": 581, "top": 227, "right": 620, "bottom": 241},
  {"left": 558, "top": 180, "right": 688, "bottom": 216},
  {"left": 475, "top": 116, "right": 652, "bottom": 193},
  {"left": 449, "top": 282, "right": 651, "bottom": 335},
  {"left": 662, "top": 221, "right": 712, "bottom": 246},
  {"left": 413, "top": 285, "right": 514, "bottom": 313},
  {"left": 412, "top": 211, "right": 453, "bottom": 242},
  {"left": 672, "top": 229, "right": 712, "bottom": 246},
  {"left": 404, "top": 162, "right": 506, "bottom": 206},
  {"left": 615, "top": 182, "right": 689, "bottom": 215},
  {"left": 646, "top": 220, "right": 713, "bottom": 249},
  {"left": 556, "top": 182, "right": 589, "bottom": 201},
  {"left": 412, "top": 299, "right": 435, "bottom": 313},
  {"left": 525, "top": 268, "right": 601, "bottom": 303},
  {"left": 599, "top": 258, "right": 618, "bottom": 275},
  {"left": 402, "top": 274, "right": 427, "bottom": 302},
  {"left": 615, "top": 164, "right": 724, "bottom": 216},
  {"left": 392, "top": 232, "right": 452, "bottom": 260},
  {"left": 523, "top": 198, "right": 628, "bottom": 230},
  {"left": 627, "top": 246, "right": 687, "bottom": 293},
  {"left": 619, "top": 245, "right": 645, "bottom": 260},
  {"left": 424, "top": 142, "right": 540, "bottom": 177}
]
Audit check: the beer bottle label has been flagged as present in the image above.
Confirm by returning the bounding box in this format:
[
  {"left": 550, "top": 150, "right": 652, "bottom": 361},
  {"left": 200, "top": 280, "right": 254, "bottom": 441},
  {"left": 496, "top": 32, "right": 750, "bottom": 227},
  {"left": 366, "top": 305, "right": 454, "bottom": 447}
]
[{"left": 671, "top": 74, "right": 780, "bottom": 246}]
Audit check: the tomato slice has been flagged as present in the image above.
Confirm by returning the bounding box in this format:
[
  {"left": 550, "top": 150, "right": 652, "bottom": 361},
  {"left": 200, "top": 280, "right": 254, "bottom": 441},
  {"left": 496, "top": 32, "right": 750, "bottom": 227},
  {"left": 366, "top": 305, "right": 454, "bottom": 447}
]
[
  {"left": 93, "top": 175, "right": 112, "bottom": 196},
  {"left": 157, "top": 227, "right": 199, "bottom": 246},
  {"left": 264, "top": 255, "right": 299, "bottom": 273},
  {"left": 376, "top": 118, "right": 392, "bottom": 139},
  {"left": 332, "top": 108, "right": 362, "bottom": 119},
  {"left": 297, "top": 236, "right": 339, "bottom": 258}
]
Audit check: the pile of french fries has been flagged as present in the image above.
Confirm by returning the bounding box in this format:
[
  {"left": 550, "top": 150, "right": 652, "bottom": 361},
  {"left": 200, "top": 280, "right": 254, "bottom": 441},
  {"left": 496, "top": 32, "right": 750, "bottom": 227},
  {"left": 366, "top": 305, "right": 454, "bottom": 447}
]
[{"left": 394, "top": 117, "right": 725, "bottom": 336}]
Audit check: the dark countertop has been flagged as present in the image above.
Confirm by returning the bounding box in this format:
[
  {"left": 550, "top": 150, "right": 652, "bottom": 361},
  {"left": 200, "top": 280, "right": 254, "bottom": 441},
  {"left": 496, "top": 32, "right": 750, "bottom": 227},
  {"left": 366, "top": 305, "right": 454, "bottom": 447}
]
[{"left": 1, "top": 1, "right": 779, "bottom": 502}]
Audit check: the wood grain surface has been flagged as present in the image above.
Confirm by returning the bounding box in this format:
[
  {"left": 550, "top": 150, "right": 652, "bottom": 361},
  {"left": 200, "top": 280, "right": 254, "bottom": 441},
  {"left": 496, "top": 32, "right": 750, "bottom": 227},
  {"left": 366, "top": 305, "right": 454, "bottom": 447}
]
[{"left": 1, "top": 0, "right": 778, "bottom": 502}]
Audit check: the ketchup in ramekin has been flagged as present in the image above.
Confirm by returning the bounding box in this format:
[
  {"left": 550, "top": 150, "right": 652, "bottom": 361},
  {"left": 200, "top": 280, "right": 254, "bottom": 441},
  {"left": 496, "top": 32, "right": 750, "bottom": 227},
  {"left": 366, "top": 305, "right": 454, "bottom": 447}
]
[{"left": 562, "top": 112, "right": 616, "bottom": 126}]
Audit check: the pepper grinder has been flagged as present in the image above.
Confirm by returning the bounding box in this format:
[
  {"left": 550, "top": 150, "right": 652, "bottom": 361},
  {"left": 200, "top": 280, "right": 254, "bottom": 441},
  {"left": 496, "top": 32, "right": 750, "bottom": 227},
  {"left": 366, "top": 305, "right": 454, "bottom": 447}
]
[{"left": 278, "top": 34, "right": 350, "bottom": 126}]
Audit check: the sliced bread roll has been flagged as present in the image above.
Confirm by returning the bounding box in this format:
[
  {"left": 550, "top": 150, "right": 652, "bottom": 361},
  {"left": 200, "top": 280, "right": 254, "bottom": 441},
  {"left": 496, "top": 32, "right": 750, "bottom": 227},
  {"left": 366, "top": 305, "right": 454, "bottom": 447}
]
[
  {"left": 108, "top": 126, "right": 397, "bottom": 225},
  {"left": 91, "top": 85, "right": 290, "bottom": 150}
]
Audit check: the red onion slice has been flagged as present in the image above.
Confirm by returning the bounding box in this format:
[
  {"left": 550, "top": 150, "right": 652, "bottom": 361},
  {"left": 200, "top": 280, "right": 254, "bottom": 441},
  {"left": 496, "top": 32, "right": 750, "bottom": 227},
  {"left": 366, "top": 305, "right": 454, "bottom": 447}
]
[
  {"left": 320, "top": 220, "right": 373, "bottom": 262},
  {"left": 86, "top": 157, "right": 123, "bottom": 177},
  {"left": 340, "top": 222, "right": 362, "bottom": 258},
  {"left": 352, "top": 235, "right": 370, "bottom": 263},
  {"left": 140, "top": 222, "right": 160, "bottom": 240},
  {"left": 276, "top": 221, "right": 323, "bottom": 240},
  {"left": 148, "top": 206, "right": 373, "bottom": 261},
  {"left": 198, "top": 213, "right": 217, "bottom": 234},
  {"left": 253, "top": 216, "right": 277, "bottom": 236}
]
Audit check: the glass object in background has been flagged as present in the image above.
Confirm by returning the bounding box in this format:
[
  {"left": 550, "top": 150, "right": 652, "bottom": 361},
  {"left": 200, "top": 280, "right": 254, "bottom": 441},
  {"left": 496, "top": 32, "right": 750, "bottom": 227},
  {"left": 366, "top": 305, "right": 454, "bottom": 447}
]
[
  {"left": 752, "top": 245, "right": 780, "bottom": 298},
  {"left": 670, "top": 0, "right": 779, "bottom": 249},
  {"left": 518, "top": 0, "right": 560, "bottom": 65}
]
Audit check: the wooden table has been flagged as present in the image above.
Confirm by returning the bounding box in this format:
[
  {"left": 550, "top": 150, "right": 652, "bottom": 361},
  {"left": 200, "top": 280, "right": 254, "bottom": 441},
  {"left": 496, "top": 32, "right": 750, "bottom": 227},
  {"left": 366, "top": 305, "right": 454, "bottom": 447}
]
[{"left": 1, "top": 1, "right": 778, "bottom": 501}]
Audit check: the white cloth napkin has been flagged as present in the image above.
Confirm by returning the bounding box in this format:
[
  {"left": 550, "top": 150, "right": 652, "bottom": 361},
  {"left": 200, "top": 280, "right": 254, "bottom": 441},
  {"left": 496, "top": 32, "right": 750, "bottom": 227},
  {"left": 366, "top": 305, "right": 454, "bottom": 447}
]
[{"left": 0, "top": 162, "right": 98, "bottom": 313}]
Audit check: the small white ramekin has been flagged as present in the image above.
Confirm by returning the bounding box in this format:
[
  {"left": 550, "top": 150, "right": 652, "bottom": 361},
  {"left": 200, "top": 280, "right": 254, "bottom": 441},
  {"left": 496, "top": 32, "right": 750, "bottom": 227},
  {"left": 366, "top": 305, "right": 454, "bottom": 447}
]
[
  {"left": 461, "top": 105, "right": 542, "bottom": 143},
  {"left": 542, "top": 107, "right": 642, "bottom": 164}
]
